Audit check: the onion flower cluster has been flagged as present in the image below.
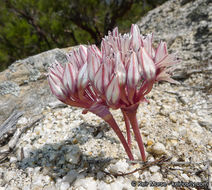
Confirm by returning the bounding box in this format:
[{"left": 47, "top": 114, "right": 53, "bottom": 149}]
[{"left": 48, "top": 24, "right": 179, "bottom": 161}]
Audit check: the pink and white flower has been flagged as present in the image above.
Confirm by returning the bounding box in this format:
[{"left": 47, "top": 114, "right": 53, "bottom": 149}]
[
  {"left": 48, "top": 24, "right": 179, "bottom": 162},
  {"left": 87, "top": 24, "right": 178, "bottom": 109},
  {"left": 87, "top": 24, "right": 179, "bottom": 161},
  {"left": 48, "top": 45, "right": 134, "bottom": 161}
]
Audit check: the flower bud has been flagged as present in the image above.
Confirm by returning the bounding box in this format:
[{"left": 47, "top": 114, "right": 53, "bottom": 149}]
[
  {"left": 115, "top": 52, "right": 126, "bottom": 86},
  {"left": 142, "top": 33, "right": 154, "bottom": 58},
  {"left": 140, "top": 47, "right": 156, "bottom": 81},
  {"left": 87, "top": 46, "right": 101, "bottom": 81},
  {"left": 79, "top": 45, "right": 87, "bottom": 64},
  {"left": 94, "top": 64, "right": 110, "bottom": 93},
  {"left": 127, "top": 52, "right": 140, "bottom": 88},
  {"left": 77, "top": 62, "right": 88, "bottom": 89},
  {"left": 130, "top": 24, "right": 141, "bottom": 52},
  {"left": 112, "top": 27, "right": 119, "bottom": 37},
  {"left": 106, "top": 75, "right": 120, "bottom": 105},
  {"left": 48, "top": 72, "right": 66, "bottom": 100},
  {"left": 63, "top": 63, "right": 77, "bottom": 93}
]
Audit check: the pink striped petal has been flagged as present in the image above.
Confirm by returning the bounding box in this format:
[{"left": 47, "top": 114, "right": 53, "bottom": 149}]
[
  {"left": 127, "top": 52, "right": 140, "bottom": 88},
  {"left": 120, "top": 34, "right": 131, "bottom": 60},
  {"left": 112, "top": 27, "right": 119, "bottom": 37},
  {"left": 54, "top": 61, "right": 64, "bottom": 75},
  {"left": 79, "top": 45, "right": 87, "bottom": 64},
  {"left": 48, "top": 73, "right": 66, "bottom": 100},
  {"left": 91, "top": 45, "right": 102, "bottom": 59},
  {"left": 77, "top": 63, "right": 88, "bottom": 89},
  {"left": 101, "top": 39, "right": 111, "bottom": 57},
  {"left": 66, "top": 53, "right": 79, "bottom": 69},
  {"left": 136, "top": 50, "right": 144, "bottom": 75},
  {"left": 49, "top": 61, "right": 64, "bottom": 79},
  {"left": 142, "top": 33, "right": 154, "bottom": 58},
  {"left": 106, "top": 75, "right": 120, "bottom": 105},
  {"left": 87, "top": 47, "right": 101, "bottom": 81},
  {"left": 130, "top": 24, "right": 141, "bottom": 52},
  {"left": 140, "top": 47, "right": 156, "bottom": 80},
  {"left": 155, "top": 42, "right": 168, "bottom": 63},
  {"left": 94, "top": 64, "right": 109, "bottom": 93},
  {"left": 62, "top": 63, "right": 77, "bottom": 93},
  {"left": 74, "top": 49, "right": 83, "bottom": 68},
  {"left": 156, "top": 54, "right": 178, "bottom": 68},
  {"left": 115, "top": 52, "right": 126, "bottom": 86},
  {"left": 156, "top": 69, "right": 180, "bottom": 84}
]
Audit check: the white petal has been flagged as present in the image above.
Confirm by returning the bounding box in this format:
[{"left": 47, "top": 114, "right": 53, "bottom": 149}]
[
  {"left": 79, "top": 45, "right": 87, "bottom": 64},
  {"left": 155, "top": 42, "right": 167, "bottom": 63},
  {"left": 63, "top": 63, "right": 77, "bottom": 93},
  {"left": 67, "top": 52, "right": 79, "bottom": 69},
  {"left": 115, "top": 52, "right": 126, "bottom": 85},
  {"left": 49, "top": 61, "right": 64, "bottom": 79},
  {"left": 142, "top": 34, "right": 153, "bottom": 57},
  {"left": 94, "top": 64, "right": 110, "bottom": 93},
  {"left": 127, "top": 52, "right": 140, "bottom": 87},
  {"left": 106, "top": 75, "right": 120, "bottom": 105},
  {"left": 54, "top": 61, "right": 63, "bottom": 76},
  {"left": 131, "top": 24, "right": 141, "bottom": 52},
  {"left": 105, "top": 57, "right": 113, "bottom": 76},
  {"left": 156, "top": 54, "right": 178, "bottom": 68},
  {"left": 48, "top": 73, "right": 66, "bottom": 99},
  {"left": 112, "top": 27, "right": 119, "bottom": 37},
  {"left": 77, "top": 63, "right": 88, "bottom": 89},
  {"left": 87, "top": 47, "right": 101, "bottom": 81},
  {"left": 136, "top": 49, "right": 144, "bottom": 75},
  {"left": 101, "top": 39, "right": 111, "bottom": 57},
  {"left": 92, "top": 45, "right": 102, "bottom": 58},
  {"left": 141, "top": 47, "right": 156, "bottom": 80},
  {"left": 94, "top": 65, "right": 103, "bottom": 93}
]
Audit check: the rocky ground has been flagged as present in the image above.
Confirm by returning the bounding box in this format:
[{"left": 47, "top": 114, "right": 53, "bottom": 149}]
[
  {"left": 1, "top": 82, "right": 211, "bottom": 190},
  {"left": 0, "top": 0, "right": 211, "bottom": 189}
]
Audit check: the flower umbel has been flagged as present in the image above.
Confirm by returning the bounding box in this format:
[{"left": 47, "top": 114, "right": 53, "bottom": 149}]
[
  {"left": 48, "top": 45, "right": 134, "bottom": 160},
  {"left": 87, "top": 24, "right": 179, "bottom": 161},
  {"left": 48, "top": 24, "right": 179, "bottom": 162}
]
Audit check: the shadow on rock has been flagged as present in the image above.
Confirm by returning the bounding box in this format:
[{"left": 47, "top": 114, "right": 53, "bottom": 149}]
[{"left": 17, "top": 128, "right": 115, "bottom": 183}]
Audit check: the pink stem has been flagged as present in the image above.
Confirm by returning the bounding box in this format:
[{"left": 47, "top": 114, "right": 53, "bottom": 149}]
[
  {"left": 123, "top": 105, "right": 146, "bottom": 161},
  {"left": 89, "top": 103, "right": 134, "bottom": 160},
  {"left": 122, "top": 109, "right": 131, "bottom": 148}
]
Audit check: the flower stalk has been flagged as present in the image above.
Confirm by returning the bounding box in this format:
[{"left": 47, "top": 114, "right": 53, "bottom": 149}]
[
  {"left": 122, "top": 109, "right": 131, "bottom": 148},
  {"left": 88, "top": 103, "right": 134, "bottom": 160},
  {"left": 122, "top": 105, "right": 146, "bottom": 162}
]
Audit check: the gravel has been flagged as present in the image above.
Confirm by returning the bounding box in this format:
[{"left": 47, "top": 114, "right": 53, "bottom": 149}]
[{"left": 0, "top": 82, "right": 211, "bottom": 189}]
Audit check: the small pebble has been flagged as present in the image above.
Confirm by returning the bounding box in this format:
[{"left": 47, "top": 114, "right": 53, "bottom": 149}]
[
  {"left": 169, "top": 113, "right": 177, "bottom": 123},
  {"left": 109, "top": 160, "right": 129, "bottom": 173},
  {"left": 147, "top": 139, "right": 154, "bottom": 146},
  {"left": 97, "top": 171, "right": 105, "bottom": 180},
  {"left": 149, "top": 165, "right": 160, "bottom": 173},
  {"left": 181, "top": 173, "right": 190, "bottom": 181},
  {"left": 62, "top": 170, "right": 78, "bottom": 184},
  {"left": 9, "top": 156, "right": 18, "bottom": 163},
  {"left": 74, "top": 177, "right": 97, "bottom": 190},
  {"left": 149, "top": 142, "right": 166, "bottom": 155},
  {"left": 65, "top": 145, "right": 82, "bottom": 164},
  {"left": 60, "top": 182, "right": 70, "bottom": 190},
  {"left": 97, "top": 181, "right": 111, "bottom": 190},
  {"left": 17, "top": 117, "right": 28, "bottom": 125}
]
